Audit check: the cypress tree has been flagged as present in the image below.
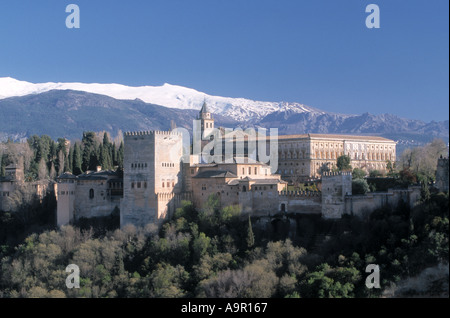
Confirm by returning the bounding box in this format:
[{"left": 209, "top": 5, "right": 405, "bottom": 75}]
[
  {"left": 73, "top": 143, "right": 83, "bottom": 175},
  {"left": 66, "top": 146, "right": 73, "bottom": 173},
  {"left": 117, "top": 141, "right": 124, "bottom": 170},
  {"left": 82, "top": 132, "right": 96, "bottom": 171},
  {"left": 246, "top": 215, "right": 255, "bottom": 249}
]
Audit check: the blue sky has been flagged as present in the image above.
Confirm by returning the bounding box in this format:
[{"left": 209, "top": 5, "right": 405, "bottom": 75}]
[{"left": 0, "top": 0, "right": 448, "bottom": 122}]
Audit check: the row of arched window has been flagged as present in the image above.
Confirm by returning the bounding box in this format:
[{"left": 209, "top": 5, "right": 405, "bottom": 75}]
[
  {"left": 279, "top": 150, "right": 308, "bottom": 159},
  {"left": 162, "top": 179, "right": 175, "bottom": 188},
  {"left": 131, "top": 182, "right": 147, "bottom": 189},
  {"left": 241, "top": 167, "right": 259, "bottom": 175}
]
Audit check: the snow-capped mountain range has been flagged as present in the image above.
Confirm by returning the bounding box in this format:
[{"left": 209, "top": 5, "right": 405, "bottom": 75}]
[
  {"left": 0, "top": 77, "right": 325, "bottom": 122},
  {"left": 0, "top": 77, "right": 448, "bottom": 155}
]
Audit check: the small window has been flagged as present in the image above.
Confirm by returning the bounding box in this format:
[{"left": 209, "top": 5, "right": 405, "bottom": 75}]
[
  {"left": 131, "top": 182, "right": 135, "bottom": 189},
  {"left": 137, "top": 182, "right": 141, "bottom": 188},
  {"left": 89, "top": 189, "right": 94, "bottom": 199}
]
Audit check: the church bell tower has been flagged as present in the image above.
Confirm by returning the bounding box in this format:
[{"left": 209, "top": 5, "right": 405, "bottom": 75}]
[{"left": 198, "top": 100, "right": 214, "bottom": 139}]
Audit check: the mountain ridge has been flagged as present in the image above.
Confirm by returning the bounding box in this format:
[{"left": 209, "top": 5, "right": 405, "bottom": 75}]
[
  {"left": 0, "top": 78, "right": 448, "bottom": 155},
  {"left": 0, "top": 77, "right": 337, "bottom": 122}
]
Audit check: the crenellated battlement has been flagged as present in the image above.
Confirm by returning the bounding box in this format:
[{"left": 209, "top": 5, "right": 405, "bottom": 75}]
[
  {"left": 322, "top": 171, "right": 352, "bottom": 177},
  {"left": 437, "top": 157, "right": 449, "bottom": 166},
  {"left": 156, "top": 192, "right": 176, "bottom": 200},
  {"left": 124, "top": 130, "right": 182, "bottom": 137},
  {"left": 278, "top": 190, "right": 321, "bottom": 198}
]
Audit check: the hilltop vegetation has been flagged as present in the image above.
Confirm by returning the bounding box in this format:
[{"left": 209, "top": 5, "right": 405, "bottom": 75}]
[
  {"left": 0, "top": 189, "right": 448, "bottom": 298},
  {"left": 0, "top": 134, "right": 448, "bottom": 298}
]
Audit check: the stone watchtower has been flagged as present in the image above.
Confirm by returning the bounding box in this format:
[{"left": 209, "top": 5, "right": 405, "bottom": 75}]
[
  {"left": 4, "top": 164, "right": 24, "bottom": 182},
  {"left": 120, "top": 130, "right": 183, "bottom": 228},
  {"left": 321, "top": 171, "right": 352, "bottom": 219}
]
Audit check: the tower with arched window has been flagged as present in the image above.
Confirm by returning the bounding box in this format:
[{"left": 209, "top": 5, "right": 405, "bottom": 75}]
[{"left": 198, "top": 100, "right": 215, "bottom": 140}]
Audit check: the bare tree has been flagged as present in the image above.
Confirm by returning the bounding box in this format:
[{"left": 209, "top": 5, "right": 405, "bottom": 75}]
[
  {"left": 38, "top": 158, "right": 48, "bottom": 180},
  {"left": 58, "top": 150, "right": 65, "bottom": 176}
]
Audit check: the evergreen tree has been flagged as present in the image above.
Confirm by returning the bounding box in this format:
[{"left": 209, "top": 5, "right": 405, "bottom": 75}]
[
  {"left": 72, "top": 143, "right": 83, "bottom": 175},
  {"left": 66, "top": 146, "right": 73, "bottom": 173},
  {"left": 246, "top": 215, "right": 255, "bottom": 249},
  {"left": 102, "top": 132, "right": 111, "bottom": 149},
  {"left": 89, "top": 145, "right": 100, "bottom": 171},
  {"left": 117, "top": 141, "right": 124, "bottom": 170},
  {"left": 82, "top": 132, "right": 96, "bottom": 171},
  {"left": 111, "top": 143, "right": 117, "bottom": 167},
  {"left": 337, "top": 155, "right": 352, "bottom": 171},
  {"left": 0, "top": 154, "right": 6, "bottom": 177},
  {"left": 100, "top": 144, "right": 112, "bottom": 170}
]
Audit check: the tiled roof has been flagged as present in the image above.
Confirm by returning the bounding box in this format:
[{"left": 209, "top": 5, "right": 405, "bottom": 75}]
[
  {"left": 57, "top": 172, "right": 77, "bottom": 179},
  {"left": 227, "top": 178, "right": 286, "bottom": 185},
  {"left": 277, "top": 133, "right": 394, "bottom": 142},
  {"left": 57, "top": 170, "right": 119, "bottom": 181},
  {"left": 0, "top": 176, "right": 13, "bottom": 182},
  {"left": 220, "top": 132, "right": 394, "bottom": 142},
  {"left": 193, "top": 170, "right": 238, "bottom": 179}
]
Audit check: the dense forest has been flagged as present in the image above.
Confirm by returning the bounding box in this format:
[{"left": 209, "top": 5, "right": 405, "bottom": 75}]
[
  {"left": 0, "top": 131, "right": 123, "bottom": 181},
  {"left": 0, "top": 135, "right": 448, "bottom": 298},
  {"left": 0, "top": 191, "right": 448, "bottom": 298}
]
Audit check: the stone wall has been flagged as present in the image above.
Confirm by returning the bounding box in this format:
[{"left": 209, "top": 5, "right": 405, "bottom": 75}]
[
  {"left": 54, "top": 181, "right": 76, "bottom": 226},
  {"left": 344, "top": 186, "right": 421, "bottom": 218},
  {"left": 0, "top": 181, "right": 15, "bottom": 211},
  {"left": 278, "top": 191, "right": 322, "bottom": 215},
  {"left": 73, "top": 179, "right": 119, "bottom": 219},
  {"left": 435, "top": 157, "right": 449, "bottom": 193},
  {"left": 55, "top": 172, "right": 122, "bottom": 226}
]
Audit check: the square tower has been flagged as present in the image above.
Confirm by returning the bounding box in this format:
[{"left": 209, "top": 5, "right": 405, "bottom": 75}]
[
  {"left": 120, "top": 130, "right": 183, "bottom": 228},
  {"left": 199, "top": 101, "right": 214, "bottom": 139},
  {"left": 321, "top": 171, "right": 352, "bottom": 219}
]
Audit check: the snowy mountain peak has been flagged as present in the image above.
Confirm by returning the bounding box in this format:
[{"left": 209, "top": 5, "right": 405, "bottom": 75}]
[{"left": 0, "top": 77, "right": 321, "bottom": 122}]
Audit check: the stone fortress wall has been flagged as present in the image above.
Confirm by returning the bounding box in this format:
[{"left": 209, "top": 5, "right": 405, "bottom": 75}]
[{"left": 435, "top": 156, "right": 449, "bottom": 193}]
